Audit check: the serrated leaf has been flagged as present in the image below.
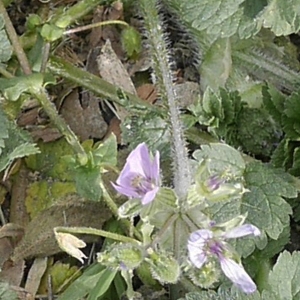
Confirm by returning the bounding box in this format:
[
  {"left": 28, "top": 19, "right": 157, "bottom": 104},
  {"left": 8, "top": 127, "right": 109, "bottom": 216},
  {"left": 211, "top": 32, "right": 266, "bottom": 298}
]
[
  {"left": 168, "top": 0, "right": 245, "bottom": 38},
  {"left": 73, "top": 166, "right": 102, "bottom": 201},
  {"left": 242, "top": 162, "right": 296, "bottom": 239},
  {"left": 261, "top": 0, "right": 300, "bottom": 36},
  {"left": 262, "top": 85, "right": 285, "bottom": 125},
  {"left": 0, "top": 73, "right": 44, "bottom": 101},
  {"left": 121, "top": 112, "right": 171, "bottom": 157},
  {"left": 267, "top": 251, "right": 300, "bottom": 300},
  {"left": 202, "top": 87, "right": 224, "bottom": 119},
  {"left": 93, "top": 134, "right": 117, "bottom": 167},
  {"left": 0, "top": 111, "right": 40, "bottom": 172},
  {"left": 282, "top": 91, "right": 300, "bottom": 140},
  {"left": 193, "top": 143, "right": 245, "bottom": 177},
  {"left": 0, "top": 143, "right": 40, "bottom": 172}
]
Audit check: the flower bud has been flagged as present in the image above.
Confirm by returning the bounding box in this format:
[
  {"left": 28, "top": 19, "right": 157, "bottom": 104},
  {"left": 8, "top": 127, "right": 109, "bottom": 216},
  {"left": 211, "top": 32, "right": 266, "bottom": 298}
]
[
  {"left": 145, "top": 249, "right": 180, "bottom": 284},
  {"left": 97, "top": 244, "right": 144, "bottom": 270},
  {"left": 187, "top": 261, "right": 220, "bottom": 288}
]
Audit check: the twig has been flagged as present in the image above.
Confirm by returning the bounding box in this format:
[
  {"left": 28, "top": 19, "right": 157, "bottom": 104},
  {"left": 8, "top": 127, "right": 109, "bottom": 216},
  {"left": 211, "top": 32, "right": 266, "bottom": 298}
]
[{"left": 0, "top": 0, "right": 32, "bottom": 75}]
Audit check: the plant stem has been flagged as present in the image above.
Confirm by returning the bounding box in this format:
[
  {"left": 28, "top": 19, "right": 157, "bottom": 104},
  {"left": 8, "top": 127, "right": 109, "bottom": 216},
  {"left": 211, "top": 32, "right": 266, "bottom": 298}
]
[
  {"left": 30, "top": 87, "right": 86, "bottom": 157},
  {"left": 100, "top": 182, "right": 143, "bottom": 241},
  {"left": 0, "top": 0, "right": 32, "bottom": 75},
  {"left": 151, "top": 213, "right": 178, "bottom": 247},
  {"left": 55, "top": 226, "right": 140, "bottom": 244},
  {"left": 139, "top": 0, "right": 192, "bottom": 202},
  {"left": 47, "top": 56, "right": 159, "bottom": 113},
  {"left": 64, "top": 20, "right": 129, "bottom": 35},
  {"left": 0, "top": 65, "right": 13, "bottom": 78}
]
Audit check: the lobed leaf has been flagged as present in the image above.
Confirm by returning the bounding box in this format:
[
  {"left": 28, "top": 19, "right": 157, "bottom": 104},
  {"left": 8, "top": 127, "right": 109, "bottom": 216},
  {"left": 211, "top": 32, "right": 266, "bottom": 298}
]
[{"left": 242, "top": 162, "right": 297, "bottom": 239}]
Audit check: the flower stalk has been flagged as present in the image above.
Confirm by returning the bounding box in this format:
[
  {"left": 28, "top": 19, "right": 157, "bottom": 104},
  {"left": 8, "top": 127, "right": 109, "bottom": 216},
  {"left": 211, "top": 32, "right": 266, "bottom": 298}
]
[{"left": 139, "top": 0, "right": 192, "bottom": 203}]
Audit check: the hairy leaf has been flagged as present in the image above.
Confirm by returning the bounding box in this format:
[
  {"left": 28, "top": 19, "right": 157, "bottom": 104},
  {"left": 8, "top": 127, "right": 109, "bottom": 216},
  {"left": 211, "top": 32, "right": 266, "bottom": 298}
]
[
  {"left": 193, "top": 143, "right": 245, "bottom": 176},
  {"left": 0, "top": 110, "right": 40, "bottom": 172},
  {"left": 267, "top": 251, "right": 300, "bottom": 300},
  {"left": 282, "top": 91, "right": 300, "bottom": 140},
  {"left": 261, "top": 0, "right": 300, "bottom": 36},
  {"left": 242, "top": 162, "right": 296, "bottom": 239},
  {"left": 0, "top": 15, "right": 12, "bottom": 63}
]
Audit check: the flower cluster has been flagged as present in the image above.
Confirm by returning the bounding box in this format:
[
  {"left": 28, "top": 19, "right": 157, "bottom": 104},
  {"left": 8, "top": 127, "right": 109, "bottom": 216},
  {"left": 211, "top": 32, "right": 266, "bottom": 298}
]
[{"left": 113, "top": 143, "right": 261, "bottom": 294}]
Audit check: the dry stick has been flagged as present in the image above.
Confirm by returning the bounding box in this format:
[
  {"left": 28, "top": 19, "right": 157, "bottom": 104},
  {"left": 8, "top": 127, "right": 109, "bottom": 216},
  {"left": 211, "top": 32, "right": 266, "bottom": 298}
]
[{"left": 0, "top": 0, "right": 32, "bottom": 75}]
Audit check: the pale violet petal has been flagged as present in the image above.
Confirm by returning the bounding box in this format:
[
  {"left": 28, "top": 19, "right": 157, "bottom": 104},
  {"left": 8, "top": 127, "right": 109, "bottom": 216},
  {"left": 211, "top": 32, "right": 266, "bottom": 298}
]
[
  {"left": 224, "top": 224, "right": 261, "bottom": 239},
  {"left": 189, "top": 229, "right": 213, "bottom": 245},
  {"left": 138, "top": 143, "right": 153, "bottom": 179},
  {"left": 111, "top": 182, "right": 140, "bottom": 198},
  {"left": 150, "top": 150, "right": 160, "bottom": 181},
  {"left": 188, "top": 245, "right": 207, "bottom": 268},
  {"left": 124, "top": 143, "right": 147, "bottom": 177},
  {"left": 141, "top": 186, "right": 159, "bottom": 205},
  {"left": 219, "top": 257, "right": 257, "bottom": 294}
]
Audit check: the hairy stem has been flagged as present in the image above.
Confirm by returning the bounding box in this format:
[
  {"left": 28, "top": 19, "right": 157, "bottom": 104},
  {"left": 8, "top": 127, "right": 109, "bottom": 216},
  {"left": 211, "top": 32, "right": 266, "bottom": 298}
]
[
  {"left": 55, "top": 226, "right": 140, "bottom": 244},
  {"left": 139, "top": 0, "right": 191, "bottom": 202}
]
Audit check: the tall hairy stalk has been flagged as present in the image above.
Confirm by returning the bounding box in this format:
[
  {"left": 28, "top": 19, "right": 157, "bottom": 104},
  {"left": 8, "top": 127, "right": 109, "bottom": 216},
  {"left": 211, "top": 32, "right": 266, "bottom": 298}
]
[{"left": 139, "top": 0, "right": 192, "bottom": 202}]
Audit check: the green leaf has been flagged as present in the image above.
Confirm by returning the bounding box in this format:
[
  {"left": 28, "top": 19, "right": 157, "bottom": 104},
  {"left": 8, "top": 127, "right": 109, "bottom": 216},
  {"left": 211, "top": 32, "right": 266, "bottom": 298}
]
[
  {"left": 261, "top": 0, "right": 300, "bottom": 36},
  {"left": 87, "top": 268, "right": 118, "bottom": 300},
  {"left": 193, "top": 143, "right": 245, "bottom": 177},
  {"left": 0, "top": 109, "right": 9, "bottom": 155},
  {"left": 57, "top": 263, "right": 113, "bottom": 300},
  {"left": 40, "top": 24, "right": 64, "bottom": 42},
  {"left": 200, "top": 38, "right": 232, "bottom": 91},
  {"left": 93, "top": 134, "right": 117, "bottom": 167},
  {"left": 73, "top": 166, "right": 102, "bottom": 201},
  {"left": 282, "top": 91, "right": 300, "bottom": 140},
  {"left": 0, "top": 110, "right": 40, "bottom": 172},
  {"left": 242, "top": 162, "right": 296, "bottom": 239},
  {"left": 0, "top": 143, "right": 40, "bottom": 172},
  {"left": 168, "top": 0, "right": 245, "bottom": 38},
  {"left": 267, "top": 251, "right": 300, "bottom": 300},
  {"left": 262, "top": 84, "right": 285, "bottom": 125},
  {"left": 0, "top": 18, "right": 12, "bottom": 63},
  {"left": 0, "top": 73, "right": 44, "bottom": 101},
  {"left": 121, "top": 112, "right": 171, "bottom": 157}
]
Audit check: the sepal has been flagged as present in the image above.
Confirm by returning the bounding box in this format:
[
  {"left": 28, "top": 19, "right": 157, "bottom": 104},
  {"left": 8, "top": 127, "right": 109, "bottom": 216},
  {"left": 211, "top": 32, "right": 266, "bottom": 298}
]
[
  {"left": 118, "top": 198, "right": 143, "bottom": 218},
  {"left": 186, "top": 261, "right": 220, "bottom": 289},
  {"left": 145, "top": 249, "right": 180, "bottom": 284}
]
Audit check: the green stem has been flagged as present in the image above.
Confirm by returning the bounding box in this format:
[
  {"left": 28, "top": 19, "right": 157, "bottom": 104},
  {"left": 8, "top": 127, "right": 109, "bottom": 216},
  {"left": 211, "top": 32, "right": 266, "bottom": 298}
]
[
  {"left": 0, "top": 65, "right": 13, "bottom": 78},
  {"left": 55, "top": 226, "right": 140, "bottom": 244},
  {"left": 47, "top": 56, "right": 158, "bottom": 113},
  {"left": 151, "top": 213, "right": 178, "bottom": 247},
  {"left": 64, "top": 20, "right": 129, "bottom": 35},
  {"left": 30, "top": 87, "right": 86, "bottom": 157},
  {"left": 0, "top": 0, "right": 32, "bottom": 75},
  {"left": 100, "top": 182, "right": 143, "bottom": 241}
]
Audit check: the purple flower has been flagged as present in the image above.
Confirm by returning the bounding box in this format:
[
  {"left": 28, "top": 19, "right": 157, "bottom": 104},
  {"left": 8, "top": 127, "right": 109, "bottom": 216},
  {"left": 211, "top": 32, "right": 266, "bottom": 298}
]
[
  {"left": 188, "top": 224, "right": 261, "bottom": 294},
  {"left": 112, "top": 143, "right": 160, "bottom": 205}
]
